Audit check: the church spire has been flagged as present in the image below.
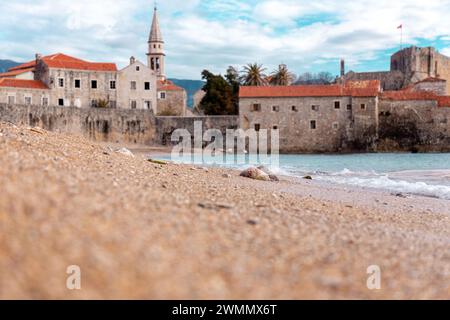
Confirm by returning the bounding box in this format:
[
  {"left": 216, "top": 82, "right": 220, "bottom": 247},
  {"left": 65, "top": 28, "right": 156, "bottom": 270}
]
[
  {"left": 149, "top": 6, "right": 163, "bottom": 43},
  {"left": 147, "top": 5, "right": 165, "bottom": 80}
]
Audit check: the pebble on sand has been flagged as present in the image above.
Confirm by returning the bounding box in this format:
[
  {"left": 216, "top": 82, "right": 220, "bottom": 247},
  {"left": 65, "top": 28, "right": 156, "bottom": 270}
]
[
  {"left": 240, "top": 167, "right": 271, "bottom": 181},
  {"left": 116, "top": 148, "right": 135, "bottom": 157}
]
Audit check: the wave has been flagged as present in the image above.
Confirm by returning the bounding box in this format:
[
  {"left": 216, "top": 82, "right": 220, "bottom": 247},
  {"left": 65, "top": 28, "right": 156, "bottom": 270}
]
[{"left": 315, "top": 175, "right": 450, "bottom": 200}]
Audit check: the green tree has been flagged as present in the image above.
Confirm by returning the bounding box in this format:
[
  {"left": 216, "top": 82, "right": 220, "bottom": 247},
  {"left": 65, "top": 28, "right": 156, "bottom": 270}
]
[
  {"left": 225, "top": 66, "right": 240, "bottom": 114},
  {"left": 241, "top": 63, "right": 268, "bottom": 86},
  {"left": 270, "top": 64, "right": 296, "bottom": 86},
  {"left": 199, "top": 70, "right": 236, "bottom": 115}
]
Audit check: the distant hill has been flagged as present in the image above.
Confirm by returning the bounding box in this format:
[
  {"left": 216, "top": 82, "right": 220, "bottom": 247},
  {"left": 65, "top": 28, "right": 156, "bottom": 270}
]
[
  {"left": 169, "top": 79, "right": 204, "bottom": 108},
  {"left": 0, "top": 59, "right": 20, "bottom": 73}
]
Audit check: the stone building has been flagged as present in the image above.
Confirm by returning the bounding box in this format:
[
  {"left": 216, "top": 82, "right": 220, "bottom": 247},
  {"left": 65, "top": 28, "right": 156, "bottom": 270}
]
[
  {"left": 157, "top": 79, "right": 187, "bottom": 116},
  {"left": 0, "top": 53, "right": 158, "bottom": 112},
  {"left": 147, "top": 7, "right": 187, "bottom": 116},
  {"left": 117, "top": 57, "right": 157, "bottom": 111},
  {"left": 239, "top": 80, "right": 381, "bottom": 153},
  {"left": 342, "top": 46, "right": 450, "bottom": 93}
]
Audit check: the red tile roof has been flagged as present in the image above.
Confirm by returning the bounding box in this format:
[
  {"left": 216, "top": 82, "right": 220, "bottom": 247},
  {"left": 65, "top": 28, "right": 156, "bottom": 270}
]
[
  {"left": 0, "top": 78, "right": 48, "bottom": 89},
  {"left": 8, "top": 53, "right": 117, "bottom": 72},
  {"left": 158, "top": 80, "right": 184, "bottom": 91},
  {"left": 437, "top": 96, "right": 450, "bottom": 107},
  {"left": 0, "top": 68, "right": 34, "bottom": 78},
  {"left": 239, "top": 80, "right": 380, "bottom": 98}
]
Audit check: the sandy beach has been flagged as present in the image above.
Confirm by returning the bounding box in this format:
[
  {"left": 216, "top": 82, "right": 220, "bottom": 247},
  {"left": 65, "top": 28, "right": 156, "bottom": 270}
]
[{"left": 0, "top": 122, "right": 449, "bottom": 299}]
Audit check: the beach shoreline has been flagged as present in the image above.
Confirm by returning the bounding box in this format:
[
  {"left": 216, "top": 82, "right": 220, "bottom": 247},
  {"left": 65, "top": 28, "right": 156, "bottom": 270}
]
[{"left": 0, "top": 122, "right": 449, "bottom": 299}]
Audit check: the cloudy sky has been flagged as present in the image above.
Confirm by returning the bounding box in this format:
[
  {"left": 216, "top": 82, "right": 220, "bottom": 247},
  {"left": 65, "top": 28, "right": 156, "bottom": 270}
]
[{"left": 1, "top": 0, "right": 450, "bottom": 79}]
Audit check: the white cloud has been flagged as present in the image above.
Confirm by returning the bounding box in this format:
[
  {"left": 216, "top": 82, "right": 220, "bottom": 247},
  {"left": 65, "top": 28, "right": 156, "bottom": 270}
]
[{"left": 0, "top": 0, "right": 450, "bottom": 78}]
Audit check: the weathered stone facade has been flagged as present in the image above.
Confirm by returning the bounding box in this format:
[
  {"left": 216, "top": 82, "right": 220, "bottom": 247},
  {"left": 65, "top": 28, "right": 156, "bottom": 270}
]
[
  {"left": 0, "top": 103, "right": 239, "bottom": 146},
  {"left": 342, "top": 46, "right": 450, "bottom": 93},
  {"left": 117, "top": 58, "right": 158, "bottom": 112},
  {"left": 0, "top": 53, "right": 158, "bottom": 111},
  {"left": 239, "top": 95, "right": 378, "bottom": 153},
  {"left": 378, "top": 99, "right": 450, "bottom": 152},
  {"left": 391, "top": 46, "right": 450, "bottom": 93},
  {"left": 0, "top": 103, "right": 156, "bottom": 144},
  {"left": 157, "top": 81, "right": 187, "bottom": 116},
  {"left": 343, "top": 70, "right": 405, "bottom": 91},
  {"left": 156, "top": 115, "right": 239, "bottom": 146}
]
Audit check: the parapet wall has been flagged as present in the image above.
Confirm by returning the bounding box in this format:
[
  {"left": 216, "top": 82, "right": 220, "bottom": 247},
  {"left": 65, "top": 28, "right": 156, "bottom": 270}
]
[
  {"left": 155, "top": 116, "right": 240, "bottom": 146},
  {"left": 0, "top": 103, "right": 240, "bottom": 147},
  {"left": 0, "top": 103, "right": 156, "bottom": 145}
]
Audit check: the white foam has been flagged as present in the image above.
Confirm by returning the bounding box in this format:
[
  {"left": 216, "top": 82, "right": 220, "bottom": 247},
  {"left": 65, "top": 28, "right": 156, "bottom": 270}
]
[{"left": 316, "top": 175, "right": 450, "bottom": 200}]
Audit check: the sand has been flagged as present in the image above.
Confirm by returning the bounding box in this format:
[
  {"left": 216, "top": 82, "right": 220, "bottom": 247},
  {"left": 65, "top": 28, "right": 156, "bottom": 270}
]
[{"left": 0, "top": 122, "right": 449, "bottom": 299}]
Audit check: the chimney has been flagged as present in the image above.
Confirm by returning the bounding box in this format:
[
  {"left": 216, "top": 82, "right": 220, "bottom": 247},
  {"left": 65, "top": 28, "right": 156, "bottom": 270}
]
[
  {"left": 340, "top": 59, "right": 345, "bottom": 77},
  {"left": 130, "top": 56, "right": 136, "bottom": 65},
  {"left": 35, "top": 53, "right": 42, "bottom": 64}
]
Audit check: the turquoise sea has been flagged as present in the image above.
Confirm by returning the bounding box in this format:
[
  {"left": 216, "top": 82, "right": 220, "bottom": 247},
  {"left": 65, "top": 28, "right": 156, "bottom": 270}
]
[{"left": 154, "top": 153, "right": 450, "bottom": 200}]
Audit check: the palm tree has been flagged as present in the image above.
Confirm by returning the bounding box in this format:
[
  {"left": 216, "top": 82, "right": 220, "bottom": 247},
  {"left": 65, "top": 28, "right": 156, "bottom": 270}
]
[
  {"left": 241, "top": 63, "right": 268, "bottom": 86},
  {"left": 270, "top": 64, "right": 296, "bottom": 86}
]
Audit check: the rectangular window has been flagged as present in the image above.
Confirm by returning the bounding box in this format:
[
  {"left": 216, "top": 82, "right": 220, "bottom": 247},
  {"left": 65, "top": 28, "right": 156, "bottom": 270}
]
[
  {"left": 347, "top": 104, "right": 352, "bottom": 111},
  {"left": 110, "top": 101, "right": 117, "bottom": 109},
  {"left": 310, "top": 120, "right": 317, "bottom": 130},
  {"left": 110, "top": 81, "right": 116, "bottom": 90},
  {"left": 254, "top": 124, "right": 261, "bottom": 132},
  {"left": 91, "top": 100, "right": 98, "bottom": 108},
  {"left": 145, "top": 82, "right": 151, "bottom": 90},
  {"left": 252, "top": 104, "right": 261, "bottom": 112},
  {"left": 7, "top": 96, "right": 15, "bottom": 104},
  {"left": 361, "top": 104, "right": 366, "bottom": 110},
  {"left": 42, "top": 97, "right": 49, "bottom": 106},
  {"left": 91, "top": 80, "right": 98, "bottom": 89},
  {"left": 130, "top": 100, "right": 137, "bottom": 109},
  {"left": 58, "top": 78, "right": 64, "bottom": 88},
  {"left": 160, "top": 92, "right": 166, "bottom": 99},
  {"left": 332, "top": 122, "right": 339, "bottom": 130},
  {"left": 312, "top": 105, "right": 319, "bottom": 111},
  {"left": 74, "top": 79, "right": 81, "bottom": 88},
  {"left": 144, "top": 100, "right": 152, "bottom": 110},
  {"left": 272, "top": 105, "right": 280, "bottom": 112},
  {"left": 24, "top": 96, "right": 32, "bottom": 105},
  {"left": 136, "top": 66, "right": 140, "bottom": 71},
  {"left": 273, "top": 125, "right": 279, "bottom": 130},
  {"left": 292, "top": 106, "right": 298, "bottom": 112},
  {"left": 334, "top": 101, "right": 341, "bottom": 109},
  {"left": 131, "top": 81, "right": 137, "bottom": 90},
  {"left": 58, "top": 98, "right": 64, "bottom": 106}
]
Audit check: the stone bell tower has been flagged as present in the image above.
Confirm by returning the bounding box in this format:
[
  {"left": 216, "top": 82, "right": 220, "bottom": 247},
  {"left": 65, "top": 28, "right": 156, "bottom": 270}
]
[{"left": 147, "top": 6, "right": 165, "bottom": 80}]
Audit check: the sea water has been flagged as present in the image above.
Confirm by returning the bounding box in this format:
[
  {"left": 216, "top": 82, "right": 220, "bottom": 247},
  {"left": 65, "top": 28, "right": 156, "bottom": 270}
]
[{"left": 154, "top": 153, "right": 450, "bottom": 200}]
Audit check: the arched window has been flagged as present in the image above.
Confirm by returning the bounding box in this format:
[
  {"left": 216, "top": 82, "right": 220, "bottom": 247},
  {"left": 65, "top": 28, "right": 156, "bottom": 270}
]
[{"left": 151, "top": 58, "right": 155, "bottom": 70}]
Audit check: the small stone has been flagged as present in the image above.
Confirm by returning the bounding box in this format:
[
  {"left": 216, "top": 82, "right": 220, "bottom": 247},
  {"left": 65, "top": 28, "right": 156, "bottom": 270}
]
[
  {"left": 246, "top": 219, "right": 258, "bottom": 226},
  {"left": 148, "top": 159, "right": 167, "bottom": 165},
  {"left": 222, "top": 174, "right": 232, "bottom": 178},
  {"left": 28, "top": 127, "right": 45, "bottom": 134},
  {"left": 303, "top": 176, "right": 313, "bottom": 180},
  {"left": 116, "top": 148, "right": 134, "bottom": 157}
]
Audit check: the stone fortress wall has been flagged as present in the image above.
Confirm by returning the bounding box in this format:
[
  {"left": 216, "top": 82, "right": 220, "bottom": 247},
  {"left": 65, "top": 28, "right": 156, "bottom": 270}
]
[{"left": 0, "top": 103, "right": 239, "bottom": 147}]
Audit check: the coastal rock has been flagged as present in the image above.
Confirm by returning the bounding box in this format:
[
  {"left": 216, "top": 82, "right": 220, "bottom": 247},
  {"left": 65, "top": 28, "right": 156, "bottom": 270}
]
[
  {"left": 240, "top": 167, "right": 271, "bottom": 181},
  {"left": 116, "top": 148, "right": 134, "bottom": 157}
]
